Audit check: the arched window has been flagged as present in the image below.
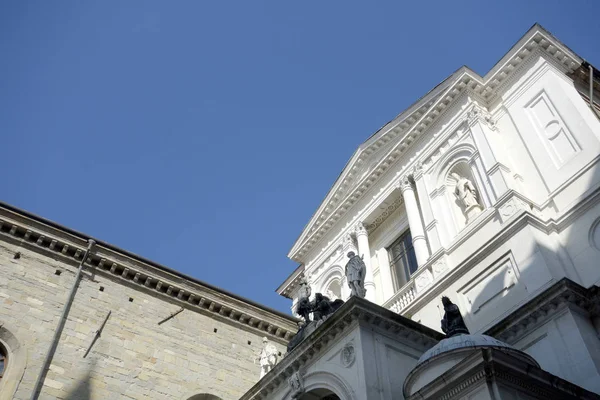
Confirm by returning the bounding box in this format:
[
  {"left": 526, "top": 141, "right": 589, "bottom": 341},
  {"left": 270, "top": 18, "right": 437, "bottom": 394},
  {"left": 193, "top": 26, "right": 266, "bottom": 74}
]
[{"left": 0, "top": 342, "right": 6, "bottom": 381}]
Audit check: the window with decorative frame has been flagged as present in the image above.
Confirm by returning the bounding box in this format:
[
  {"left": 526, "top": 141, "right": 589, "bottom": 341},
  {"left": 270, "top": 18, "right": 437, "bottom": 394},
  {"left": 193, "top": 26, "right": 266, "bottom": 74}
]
[{"left": 387, "top": 229, "right": 418, "bottom": 291}]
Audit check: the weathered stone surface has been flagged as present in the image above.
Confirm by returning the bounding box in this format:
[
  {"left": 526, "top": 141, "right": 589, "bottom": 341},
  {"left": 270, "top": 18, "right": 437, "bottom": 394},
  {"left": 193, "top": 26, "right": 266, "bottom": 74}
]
[{"left": 0, "top": 236, "right": 295, "bottom": 400}]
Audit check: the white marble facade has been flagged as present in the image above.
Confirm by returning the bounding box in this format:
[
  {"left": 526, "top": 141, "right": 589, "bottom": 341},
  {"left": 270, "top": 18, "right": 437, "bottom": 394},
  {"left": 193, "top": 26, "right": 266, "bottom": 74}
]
[{"left": 275, "top": 24, "right": 600, "bottom": 397}]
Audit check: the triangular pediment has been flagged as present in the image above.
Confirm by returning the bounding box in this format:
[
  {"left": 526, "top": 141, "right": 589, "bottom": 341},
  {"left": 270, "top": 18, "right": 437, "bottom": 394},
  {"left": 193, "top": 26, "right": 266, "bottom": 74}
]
[{"left": 287, "top": 23, "right": 582, "bottom": 264}]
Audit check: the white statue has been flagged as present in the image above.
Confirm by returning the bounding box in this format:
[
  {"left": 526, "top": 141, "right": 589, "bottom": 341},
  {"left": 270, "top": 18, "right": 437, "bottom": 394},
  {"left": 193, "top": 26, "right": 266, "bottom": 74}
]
[
  {"left": 451, "top": 172, "right": 482, "bottom": 221},
  {"left": 255, "top": 337, "right": 278, "bottom": 378}
]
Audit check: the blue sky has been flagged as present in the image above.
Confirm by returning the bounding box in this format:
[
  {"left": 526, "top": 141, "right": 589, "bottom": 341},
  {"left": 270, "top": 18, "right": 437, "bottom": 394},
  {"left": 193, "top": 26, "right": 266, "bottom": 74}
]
[{"left": 1, "top": 1, "right": 599, "bottom": 313}]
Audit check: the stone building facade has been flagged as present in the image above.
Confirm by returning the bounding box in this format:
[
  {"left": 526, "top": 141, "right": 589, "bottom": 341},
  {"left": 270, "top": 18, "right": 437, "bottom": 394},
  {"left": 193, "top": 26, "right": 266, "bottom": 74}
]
[
  {"left": 0, "top": 203, "right": 297, "bottom": 400},
  {"left": 270, "top": 24, "right": 600, "bottom": 399}
]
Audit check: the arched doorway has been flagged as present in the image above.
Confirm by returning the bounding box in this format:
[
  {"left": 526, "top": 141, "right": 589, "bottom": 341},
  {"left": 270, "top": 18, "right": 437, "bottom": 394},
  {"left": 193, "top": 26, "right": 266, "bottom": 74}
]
[
  {"left": 298, "top": 388, "right": 341, "bottom": 400},
  {"left": 186, "top": 395, "right": 222, "bottom": 400}
]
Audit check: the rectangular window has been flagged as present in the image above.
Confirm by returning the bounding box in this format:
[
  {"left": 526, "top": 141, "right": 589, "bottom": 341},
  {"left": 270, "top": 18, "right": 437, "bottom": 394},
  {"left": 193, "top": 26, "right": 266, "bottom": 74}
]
[{"left": 387, "top": 230, "right": 418, "bottom": 290}]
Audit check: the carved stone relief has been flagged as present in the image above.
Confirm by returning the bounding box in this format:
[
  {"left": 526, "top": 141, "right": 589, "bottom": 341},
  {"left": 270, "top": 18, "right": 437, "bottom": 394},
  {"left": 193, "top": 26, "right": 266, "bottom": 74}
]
[
  {"left": 432, "top": 259, "right": 448, "bottom": 278},
  {"left": 415, "top": 269, "right": 433, "bottom": 293},
  {"left": 467, "top": 105, "right": 497, "bottom": 131},
  {"left": 340, "top": 342, "right": 356, "bottom": 367},
  {"left": 497, "top": 197, "right": 529, "bottom": 223},
  {"left": 288, "top": 371, "right": 304, "bottom": 399}
]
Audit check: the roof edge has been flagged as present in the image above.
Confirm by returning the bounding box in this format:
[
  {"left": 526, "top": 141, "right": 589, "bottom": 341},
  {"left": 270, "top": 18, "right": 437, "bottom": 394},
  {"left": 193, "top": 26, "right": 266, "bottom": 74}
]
[{"left": 0, "top": 199, "right": 297, "bottom": 325}]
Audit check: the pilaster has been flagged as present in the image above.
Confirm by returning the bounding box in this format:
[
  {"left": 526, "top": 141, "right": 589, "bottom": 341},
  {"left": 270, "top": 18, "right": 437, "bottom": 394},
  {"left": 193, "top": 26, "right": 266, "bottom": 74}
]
[{"left": 413, "top": 162, "right": 442, "bottom": 255}]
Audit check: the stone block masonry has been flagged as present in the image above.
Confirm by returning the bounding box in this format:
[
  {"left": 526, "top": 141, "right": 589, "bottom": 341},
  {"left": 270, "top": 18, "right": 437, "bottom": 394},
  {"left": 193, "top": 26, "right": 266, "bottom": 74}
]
[{"left": 0, "top": 205, "right": 297, "bottom": 400}]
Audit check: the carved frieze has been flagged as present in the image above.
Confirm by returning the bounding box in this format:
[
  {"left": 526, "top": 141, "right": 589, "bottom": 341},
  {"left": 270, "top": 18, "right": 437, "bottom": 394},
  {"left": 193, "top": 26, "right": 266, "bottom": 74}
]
[{"left": 365, "top": 196, "right": 404, "bottom": 233}]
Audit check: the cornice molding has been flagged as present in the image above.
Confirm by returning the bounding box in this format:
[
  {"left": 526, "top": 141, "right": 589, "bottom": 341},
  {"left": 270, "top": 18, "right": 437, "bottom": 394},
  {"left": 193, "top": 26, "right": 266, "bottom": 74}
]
[
  {"left": 485, "top": 278, "right": 600, "bottom": 344},
  {"left": 289, "top": 25, "right": 582, "bottom": 263},
  {"left": 0, "top": 206, "right": 298, "bottom": 343}
]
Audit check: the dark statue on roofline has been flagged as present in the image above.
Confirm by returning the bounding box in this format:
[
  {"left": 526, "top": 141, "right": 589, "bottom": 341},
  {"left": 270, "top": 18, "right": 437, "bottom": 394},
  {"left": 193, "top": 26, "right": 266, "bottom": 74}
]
[
  {"left": 287, "top": 279, "right": 344, "bottom": 353},
  {"left": 440, "top": 296, "right": 470, "bottom": 337}
]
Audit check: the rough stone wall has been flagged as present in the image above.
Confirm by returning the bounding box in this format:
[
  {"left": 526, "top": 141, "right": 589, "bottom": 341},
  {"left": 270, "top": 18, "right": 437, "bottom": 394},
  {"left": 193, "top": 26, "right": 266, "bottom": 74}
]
[{"left": 0, "top": 239, "right": 289, "bottom": 400}]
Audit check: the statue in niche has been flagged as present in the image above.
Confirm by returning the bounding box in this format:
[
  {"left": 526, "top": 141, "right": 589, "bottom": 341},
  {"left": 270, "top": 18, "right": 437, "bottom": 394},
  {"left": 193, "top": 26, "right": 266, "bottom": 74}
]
[
  {"left": 255, "top": 337, "right": 278, "bottom": 378},
  {"left": 345, "top": 251, "right": 367, "bottom": 298},
  {"left": 295, "top": 278, "right": 312, "bottom": 323},
  {"left": 440, "top": 296, "right": 470, "bottom": 337},
  {"left": 451, "top": 172, "right": 483, "bottom": 221}
]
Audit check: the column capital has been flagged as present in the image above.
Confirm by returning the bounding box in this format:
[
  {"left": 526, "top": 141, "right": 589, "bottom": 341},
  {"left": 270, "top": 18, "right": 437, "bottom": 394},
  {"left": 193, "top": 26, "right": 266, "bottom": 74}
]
[
  {"left": 398, "top": 175, "right": 413, "bottom": 193},
  {"left": 342, "top": 233, "right": 355, "bottom": 253},
  {"left": 412, "top": 161, "right": 424, "bottom": 180},
  {"left": 355, "top": 221, "right": 368, "bottom": 238},
  {"left": 466, "top": 105, "right": 497, "bottom": 131}
]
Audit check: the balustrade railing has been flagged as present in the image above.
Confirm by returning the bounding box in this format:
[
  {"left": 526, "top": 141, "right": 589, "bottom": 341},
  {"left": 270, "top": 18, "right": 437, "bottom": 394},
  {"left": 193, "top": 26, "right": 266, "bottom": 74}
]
[{"left": 386, "top": 281, "right": 416, "bottom": 313}]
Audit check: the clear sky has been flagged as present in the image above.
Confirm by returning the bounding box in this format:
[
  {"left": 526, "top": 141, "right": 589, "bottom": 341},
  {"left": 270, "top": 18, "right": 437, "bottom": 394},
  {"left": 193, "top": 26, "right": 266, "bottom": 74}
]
[{"left": 1, "top": 1, "right": 599, "bottom": 314}]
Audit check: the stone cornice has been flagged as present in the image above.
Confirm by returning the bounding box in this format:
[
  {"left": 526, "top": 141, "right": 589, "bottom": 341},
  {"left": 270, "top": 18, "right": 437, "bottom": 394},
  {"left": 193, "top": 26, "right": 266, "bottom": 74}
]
[
  {"left": 239, "top": 297, "right": 443, "bottom": 400},
  {"left": 485, "top": 278, "right": 600, "bottom": 344},
  {"left": 0, "top": 203, "right": 298, "bottom": 343},
  {"left": 288, "top": 24, "right": 582, "bottom": 263},
  {"left": 277, "top": 264, "right": 306, "bottom": 299}
]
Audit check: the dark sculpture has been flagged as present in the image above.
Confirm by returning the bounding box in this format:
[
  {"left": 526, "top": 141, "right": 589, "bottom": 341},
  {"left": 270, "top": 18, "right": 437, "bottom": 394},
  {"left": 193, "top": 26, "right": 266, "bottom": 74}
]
[
  {"left": 286, "top": 321, "right": 307, "bottom": 353},
  {"left": 311, "top": 293, "right": 344, "bottom": 322},
  {"left": 440, "top": 296, "right": 470, "bottom": 337},
  {"left": 295, "top": 279, "right": 312, "bottom": 323},
  {"left": 286, "top": 288, "right": 345, "bottom": 353},
  {"left": 345, "top": 251, "right": 367, "bottom": 298}
]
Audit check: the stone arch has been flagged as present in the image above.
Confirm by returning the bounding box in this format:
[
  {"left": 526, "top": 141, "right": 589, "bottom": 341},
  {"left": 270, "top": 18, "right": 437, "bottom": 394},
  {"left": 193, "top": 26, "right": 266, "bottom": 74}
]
[
  {"left": 433, "top": 143, "right": 478, "bottom": 188},
  {"left": 0, "top": 324, "right": 27, "bottom": 400},
  {"left": 298, "top": 388, "right": 340, "bottom": 400},
  {"left": 182, "top": 394, "right": 222, "bottom": 400},
  {"left": 588, "top": 217, "right": 600, "bottom": 251},
  {"left": 299, "top": 371, "right": 356, "bottom": 400},
  {"left": 318, "top": 265, "right": 345, "bottom": 300}
]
